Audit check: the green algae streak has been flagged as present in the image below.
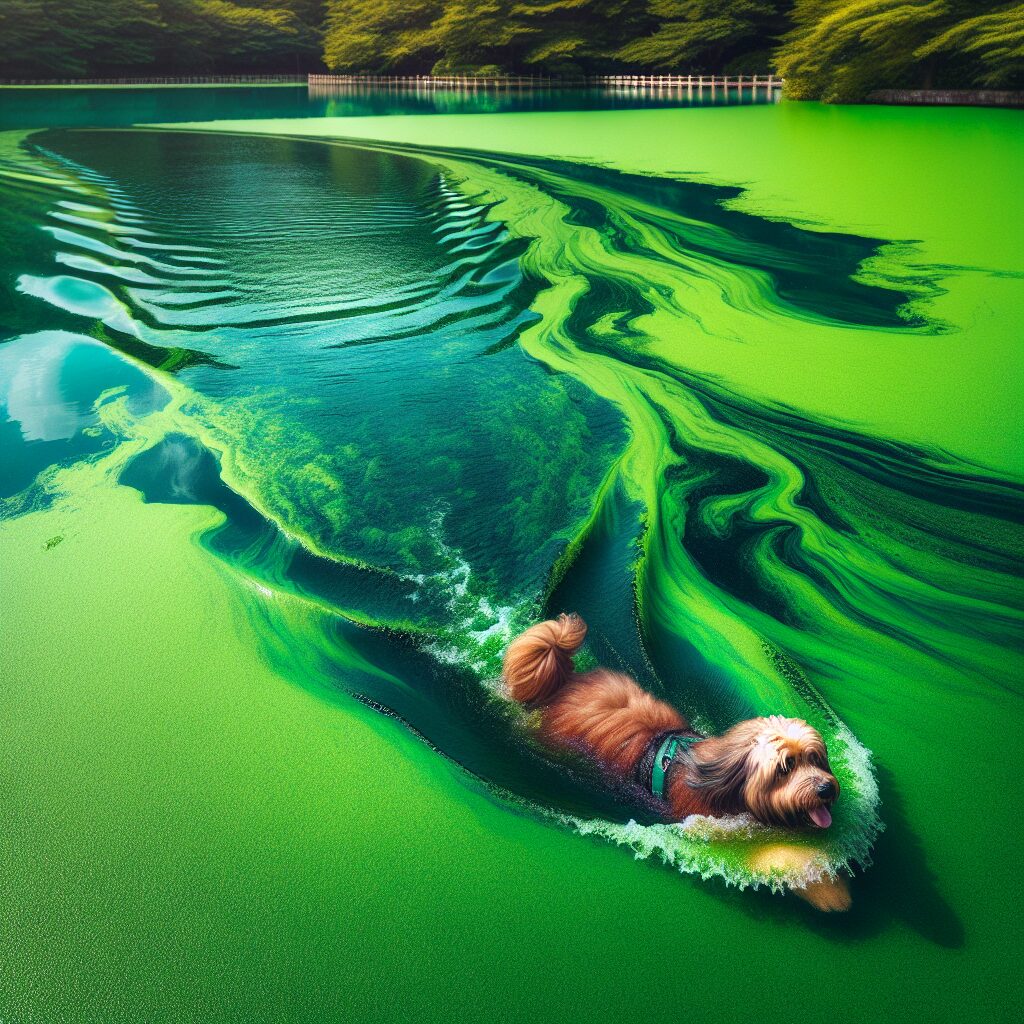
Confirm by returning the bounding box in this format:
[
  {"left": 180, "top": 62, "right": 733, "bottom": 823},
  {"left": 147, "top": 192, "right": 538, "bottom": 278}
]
[
  {"left": 1, "top": 99, "right": 1022, "bottom": 1024},
  {"left": 171, "top": 103, "right": 1023, "bottom": 475}
]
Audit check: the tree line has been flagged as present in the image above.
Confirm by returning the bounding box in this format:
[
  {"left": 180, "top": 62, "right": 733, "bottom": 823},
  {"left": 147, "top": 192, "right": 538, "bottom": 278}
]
[{"left": 1, "top": 0, "right": 1021, "bottom": 100}]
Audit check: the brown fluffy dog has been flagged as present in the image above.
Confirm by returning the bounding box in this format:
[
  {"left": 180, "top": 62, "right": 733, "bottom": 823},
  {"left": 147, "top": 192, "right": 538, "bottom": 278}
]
[{"left": 503, "top": 613, "right": 839, "bottom": 831}]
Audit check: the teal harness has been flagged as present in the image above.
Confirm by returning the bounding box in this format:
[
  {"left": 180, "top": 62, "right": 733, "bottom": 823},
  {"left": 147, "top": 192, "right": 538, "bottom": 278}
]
[{"left": 650, "top": 733, "right": 703, "bottom": 800}]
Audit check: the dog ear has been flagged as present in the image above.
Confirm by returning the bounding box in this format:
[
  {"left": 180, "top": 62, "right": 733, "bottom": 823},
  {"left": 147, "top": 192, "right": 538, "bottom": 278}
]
[{"left": 690, "top": 734, "right": 754, "bottom": 815}]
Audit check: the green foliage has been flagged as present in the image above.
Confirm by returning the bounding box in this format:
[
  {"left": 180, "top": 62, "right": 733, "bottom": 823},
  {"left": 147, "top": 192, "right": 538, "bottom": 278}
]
[
  {"left": 0, "top": 0, "right": 322, "bottom": 76},
  {"left": 915, "top": 3, "right": 1024, "bottom": 85},
  {"left": 319, "top": 0, "right": 1024, "bottom": 93},
  {"left": 322, "top": 1, "right": 443, "bottom": 73},
  {"left": 776, "top": 1, "right": 1024, "bottom": 100},
  {"left": 322, "top": 1, "right": 651, "bottom": 75},
  {"left": 0, "top": 0, "right": 162, "bottom": 76},
  {"left": 616, "top": 0, "right": 784, "bottom": 70},
  {"left": 1, "top": 0, "right": 1020, "bottom": 97},
  {"left": 157, "top": 0, "right": 320, "bottom": 72},
  {"left": 512, "top": 0, "right": 653, "bottom": 74}
]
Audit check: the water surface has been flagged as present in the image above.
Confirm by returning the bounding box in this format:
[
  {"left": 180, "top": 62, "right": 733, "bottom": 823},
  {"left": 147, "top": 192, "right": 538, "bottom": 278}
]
[
  {"left": 0, "top": 87, "right": 1021, "bottom": 1024},
  {"left": 0, "top": 80, "right": 779, "bottom": 130}
]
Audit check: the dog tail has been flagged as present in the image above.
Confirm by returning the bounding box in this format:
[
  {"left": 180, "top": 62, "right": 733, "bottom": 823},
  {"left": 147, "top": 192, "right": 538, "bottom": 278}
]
[{"left": 503, "top": 613, "right": 588, "bottom": 704}]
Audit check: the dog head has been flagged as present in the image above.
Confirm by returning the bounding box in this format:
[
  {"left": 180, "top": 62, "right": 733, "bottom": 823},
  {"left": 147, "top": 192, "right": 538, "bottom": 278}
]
[{"left": 694, "top": 715, "right": 839, "bottom": 829}]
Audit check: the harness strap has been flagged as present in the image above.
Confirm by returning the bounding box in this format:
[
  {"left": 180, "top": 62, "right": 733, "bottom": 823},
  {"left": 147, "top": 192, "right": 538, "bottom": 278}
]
[{"left": 650, "top": 732, "right": 702, "bottom": 801}]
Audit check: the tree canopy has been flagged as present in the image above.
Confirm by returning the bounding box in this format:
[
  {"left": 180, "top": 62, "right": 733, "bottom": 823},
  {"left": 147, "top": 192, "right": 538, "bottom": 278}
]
[
  {"left": 0, "top": 0, "right": 1021, "bottom": 98},
  {"left": 615, "top": 1, "right": 785, "bottom": 73},
  {"left": 0, "top": 0, "right": 322, "bottom": 76},
  {"left": 777, "top": 1, "right": 1024, "bottom": 100}
]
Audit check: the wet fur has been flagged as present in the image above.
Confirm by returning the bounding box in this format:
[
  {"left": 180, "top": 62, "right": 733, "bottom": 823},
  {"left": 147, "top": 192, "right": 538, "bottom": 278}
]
[{"left": 503, "top": 614, "right": 840, "bottom": 829}]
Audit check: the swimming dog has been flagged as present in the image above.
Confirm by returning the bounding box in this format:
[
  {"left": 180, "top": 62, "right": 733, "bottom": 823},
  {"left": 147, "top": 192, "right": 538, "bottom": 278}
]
[{"left": 504, "top": 613, "right": 849, "bottom": 908}]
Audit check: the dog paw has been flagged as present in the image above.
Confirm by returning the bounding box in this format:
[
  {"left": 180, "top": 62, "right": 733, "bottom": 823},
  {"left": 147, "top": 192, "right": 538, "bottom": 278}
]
[
  {"left": 795, "top": 876, "right": 852, "bottom": 912},
  {"left": 747, "top": 844, "right": 852, "bottom": 912}
]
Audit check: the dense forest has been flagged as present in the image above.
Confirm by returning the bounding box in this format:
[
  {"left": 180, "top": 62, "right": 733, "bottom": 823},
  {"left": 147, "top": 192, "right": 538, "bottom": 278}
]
[{"left": 0, "top": 0, "right": 1021, "bottom": 99}]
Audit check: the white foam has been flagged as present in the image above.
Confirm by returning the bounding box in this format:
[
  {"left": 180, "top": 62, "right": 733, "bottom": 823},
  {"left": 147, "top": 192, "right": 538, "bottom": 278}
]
[
  {"left": 400, "top": 508, "right": 526, "bottom": 673},
  {"left": 481, "top": 687, "right": 882, "bottom": 895}
]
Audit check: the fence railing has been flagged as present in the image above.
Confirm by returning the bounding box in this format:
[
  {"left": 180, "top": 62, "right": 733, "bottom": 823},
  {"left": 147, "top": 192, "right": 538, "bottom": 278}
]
[
  {"left": 0, "top": 75, "right": 306, "bottom": 86},
  {"left": 308, "top": 74, "right": 784, "bottom": 90},
  {"left": 1, "top": 72, "right": 785, "bottom": 91}
]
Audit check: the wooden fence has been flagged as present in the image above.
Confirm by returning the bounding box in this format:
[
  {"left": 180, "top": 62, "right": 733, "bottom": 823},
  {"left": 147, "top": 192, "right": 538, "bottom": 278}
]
[
  {"left": 308, "top": 74, "right": 784, "bottom": 91},
  {"left": 2, "top": 72, "right": 785, "bottom": 91},
  {"left": 0, "top": 74, "right": 786, "bottom": 91}
]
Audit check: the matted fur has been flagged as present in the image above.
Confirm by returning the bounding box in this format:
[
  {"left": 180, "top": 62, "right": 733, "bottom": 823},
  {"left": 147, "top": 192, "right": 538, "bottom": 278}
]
[{"left": 503, "top": 614, "right": 839, "bottom": 829}]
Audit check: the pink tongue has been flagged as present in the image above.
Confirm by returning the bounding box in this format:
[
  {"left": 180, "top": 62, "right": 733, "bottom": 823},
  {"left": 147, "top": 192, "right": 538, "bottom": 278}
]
[{"left": 809, "top": 806, "right": 833, "bottom": 829}]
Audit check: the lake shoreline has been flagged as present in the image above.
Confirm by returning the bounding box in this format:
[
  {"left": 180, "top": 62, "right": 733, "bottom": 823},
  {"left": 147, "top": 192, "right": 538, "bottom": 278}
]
[
  {"left": 3, "top": 77, "right": 1023, "bottom": 111},
  {"left": 867, "top": 88, "right": 1024, "bottom": 108}
]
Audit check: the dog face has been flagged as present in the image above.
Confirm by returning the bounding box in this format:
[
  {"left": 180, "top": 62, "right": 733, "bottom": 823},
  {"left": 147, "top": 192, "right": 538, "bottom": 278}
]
[
  {"left": 740, "top": 716, "right": 839, "bottom": 829},
  {"left": 697, "top": 715, "right": 839, "bottom": 829}
]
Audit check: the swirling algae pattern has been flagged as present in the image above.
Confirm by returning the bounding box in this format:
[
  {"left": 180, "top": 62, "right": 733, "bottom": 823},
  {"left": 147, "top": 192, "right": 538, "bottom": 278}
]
[{"left": 1, "top": 124, "right": 1021, "bottom": 894}]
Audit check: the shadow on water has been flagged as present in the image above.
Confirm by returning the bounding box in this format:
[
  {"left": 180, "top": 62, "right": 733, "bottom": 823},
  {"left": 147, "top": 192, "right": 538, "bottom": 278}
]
[
  {"left": 541, "top": 459, "right": 966, "bottom": 946},
  {"left": 718, "top": 762, "right": 964, "bottom": 948}
]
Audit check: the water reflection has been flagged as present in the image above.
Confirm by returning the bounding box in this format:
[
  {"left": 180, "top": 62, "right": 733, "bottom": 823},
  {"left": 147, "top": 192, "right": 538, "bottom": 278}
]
[
  {"left": 307, "top": 80, "right": 783, "bottom": 116},
  {"left": 0, "top": 80, "right": 780, "bottom": 131}
]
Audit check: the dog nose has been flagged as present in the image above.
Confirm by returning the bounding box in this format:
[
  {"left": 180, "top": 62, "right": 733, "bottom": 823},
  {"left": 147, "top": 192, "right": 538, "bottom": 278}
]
[{"left": 817, "top": 780, "right": 836, "bottom": 800}]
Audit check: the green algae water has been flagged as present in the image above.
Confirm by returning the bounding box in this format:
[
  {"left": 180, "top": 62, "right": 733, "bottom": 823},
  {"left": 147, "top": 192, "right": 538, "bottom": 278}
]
[{"left": 0, "top": 89, "right": 1021, "bottom": 1023}]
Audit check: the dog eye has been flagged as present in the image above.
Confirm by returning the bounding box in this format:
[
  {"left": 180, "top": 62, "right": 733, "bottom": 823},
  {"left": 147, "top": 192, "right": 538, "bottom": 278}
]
[
  {"left": 808, "top": 752, "right": 821, "bottom": 768},
  {"left": 777, "top": 756, "right": 792, "bottom": 775}
]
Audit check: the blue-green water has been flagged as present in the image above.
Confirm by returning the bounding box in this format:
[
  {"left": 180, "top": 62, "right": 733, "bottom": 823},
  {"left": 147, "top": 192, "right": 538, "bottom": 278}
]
[{"left": 0, "top": 81, "right": 779, "bottom": 130}]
